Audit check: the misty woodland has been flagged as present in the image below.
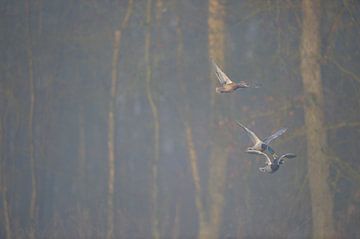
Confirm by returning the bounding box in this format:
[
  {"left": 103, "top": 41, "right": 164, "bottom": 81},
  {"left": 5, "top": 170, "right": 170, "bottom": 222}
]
[{"left": 1, "top": 0, "right": 360, "bottom": 238}]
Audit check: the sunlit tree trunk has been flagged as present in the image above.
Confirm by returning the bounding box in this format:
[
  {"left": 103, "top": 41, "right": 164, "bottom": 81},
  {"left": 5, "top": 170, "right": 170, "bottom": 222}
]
[
  {"left": 106, "top": 2, "right": 133, "bottom": 238},
  {"left": 300, "top": 0, "right": 335, "bottom": 238},
  {"left": 25, "top": 1, "right": 37, "bottom": 238},
  {"left": 208, "top": 0, "right": 225, "bottom": 104},
  {"left": 145, "top": 0, "right": 160, "bottom": 238},
  {"left": 205, "top": 0, "right": 228, "bottom": 238},
  {"left": 181, "top": 0, "right": 228, "bottom": 237}
]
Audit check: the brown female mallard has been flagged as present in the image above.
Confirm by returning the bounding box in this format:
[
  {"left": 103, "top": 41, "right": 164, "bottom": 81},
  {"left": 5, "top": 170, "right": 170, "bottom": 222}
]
[{"left": 212, "top": 60, "right": 257, "bottom": 93}]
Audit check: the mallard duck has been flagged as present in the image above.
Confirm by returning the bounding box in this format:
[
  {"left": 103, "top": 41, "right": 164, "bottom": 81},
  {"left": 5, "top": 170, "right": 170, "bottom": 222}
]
[
  {"left": 236, "top": 121, "right": 287, "bottom": 157},
  {"left": 212, "top": 60, "right": 255, "bottom": 93},
  {"left": 246, "top": 149, "right": 296, "bottom": 173}
]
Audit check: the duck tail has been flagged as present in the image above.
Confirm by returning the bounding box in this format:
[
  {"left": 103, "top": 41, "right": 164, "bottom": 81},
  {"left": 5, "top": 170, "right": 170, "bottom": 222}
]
[{"left": 251, "top": 82, "right": 261, "bottom": 88}]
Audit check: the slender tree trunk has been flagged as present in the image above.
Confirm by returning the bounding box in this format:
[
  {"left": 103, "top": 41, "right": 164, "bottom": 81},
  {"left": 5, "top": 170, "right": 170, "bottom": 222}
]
[
  {"left": 208, "top": 0, "right": 225, "bottom": 106},
  {"left": 77, "top": 105, "right": 87, "bottom": 239},
  {"left": 25, "top": 1, "right": 37, "bottom": 238},
  {"left": 106, "top": 2, "right": 133, "bottom": 238},
  {"left": 171, "top": 201, "right": 180, "bottom": 239},
  {"left": 1, "top": 118, "right": 12, "bottom": 239},
  {"left": 78, "top": 105, "right": 86, "bottom": 190},
  {"left": 300, "top": 0, "right": 335, "bottom": 238},
  {"left": 107, "top": 30, "right": 121, "bottom": 239},
  {"left": 185, "top": 124, "right": 208, "bottom": 235},
  {"left": 205, "top": 0, "right": 228, "bottom": 238},
  {"left": 2, "top": 184, "right": 12, "bottom": 239},
  {"left": 145, "top": 0, "right": 161, "bottom": 238},
  {"left": 36, "top": 0, "right": 43, "bottom": 36}
]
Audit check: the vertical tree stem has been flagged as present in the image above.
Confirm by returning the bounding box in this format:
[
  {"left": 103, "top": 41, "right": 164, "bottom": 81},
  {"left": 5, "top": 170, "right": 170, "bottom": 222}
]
[
  {"left": 300, "top": 0, "right": 335, "bottom": 238},
  {"left": 145, "top": 0, "right": 160, "bottom": 238},
  {"left": 206, "top": 0, "right": 228, "bottom": 238},
  {"left": 1, "top": 118, "right": 12, "bottom": 239},
  {"left": 106, "top": 2, "right": 133, "bottom": 238},
  {"left": 25, "top": 1, "right": 37, "bottom": 238},
  {"left": 107, "top": 30, "right": 121, "bottom": 239}
]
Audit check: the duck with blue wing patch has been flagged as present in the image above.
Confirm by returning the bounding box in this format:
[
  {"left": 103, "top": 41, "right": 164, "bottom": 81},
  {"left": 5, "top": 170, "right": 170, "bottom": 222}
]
[
  {"left": 246, "top": 150, "right": 296, "bottom": 174},
  {"left": 236, "top": 121, "right": 287, "bottom": 158}
]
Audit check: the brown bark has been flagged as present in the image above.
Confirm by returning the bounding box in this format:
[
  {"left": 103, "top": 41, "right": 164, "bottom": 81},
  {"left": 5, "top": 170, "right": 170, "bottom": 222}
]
[
  {"left": 204, "top": 0, "right": 228, "bottom": 238},
  {"left": 208, "top": 0, "right": 225, "bottom": 106},
  {"left": 300, "top": 0, "right": 335, "bottom": 238}
]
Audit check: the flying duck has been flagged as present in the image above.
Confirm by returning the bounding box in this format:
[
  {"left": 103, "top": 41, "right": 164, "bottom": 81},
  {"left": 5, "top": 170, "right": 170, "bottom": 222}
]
[
  {"left": 236, "top": 121, "right": 287, "bottom": 157},
  {"left": 246, "top": 149, "right": 296, "bottom": 173},
  {"left": 212, "top": 60, "right": 256, "bottom": 93}
]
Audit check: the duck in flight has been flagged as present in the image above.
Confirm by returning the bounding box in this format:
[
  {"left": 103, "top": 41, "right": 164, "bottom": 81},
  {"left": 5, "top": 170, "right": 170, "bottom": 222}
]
[
  {"left": 212, "top": 60, "right": 257, "bottom": 93},
  {"left": 236, "top": 121, "right": 287, "bottom": 157},
  {"left": 246, "top": 149, "right": 296, "bottom": 173}
]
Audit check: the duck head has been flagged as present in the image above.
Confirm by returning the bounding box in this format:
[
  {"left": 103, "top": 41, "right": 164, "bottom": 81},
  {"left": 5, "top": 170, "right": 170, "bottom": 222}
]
[{"left": 245, "top": 147, "right": 255, "bottom": 152}]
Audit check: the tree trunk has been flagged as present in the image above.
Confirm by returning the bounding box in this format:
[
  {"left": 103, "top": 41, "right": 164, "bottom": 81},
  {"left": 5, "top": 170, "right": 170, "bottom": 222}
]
[
  {"left": 0, "top": 118, "right": 12, "bottom": 239},
  {"left": 174, "top": 12, "right": 207, "bottom": 239},
  {"left": 145, "top": 0, "right": 160, "bottom": 238},
  {"left": 25, "top": 1, "right": 37, "bottom": 238},
  {"left": 205, "top": 0, "right": 228, "bottom": 238},
  {"left": 77, "top": 105, "right": 87, "bottom": 239},
  {"left": 300, "top": 0, "right": 335, "bottom": 238},
  {"left": 106, "top": 30, "right": 120, "bottom": 239},
  {"left": 208, "top": 0, "right": 225, "bottom": 105},
  {"left": 78, "top": 105, "right": 86, "bottom": 191},
  {"left": 185, "top": 123, "right": 206, "bottom": 230},
  {"left": 106, "top": 2, "right": 133, "bottom": 238}
]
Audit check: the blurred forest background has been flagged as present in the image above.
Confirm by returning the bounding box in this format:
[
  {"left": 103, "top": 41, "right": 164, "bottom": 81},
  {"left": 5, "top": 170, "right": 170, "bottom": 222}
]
[{"left": 1, "top": 0, "right": 360, "bottom": 238}]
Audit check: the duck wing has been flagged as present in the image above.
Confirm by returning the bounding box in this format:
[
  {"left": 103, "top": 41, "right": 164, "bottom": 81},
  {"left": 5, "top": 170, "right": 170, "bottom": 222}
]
[
  {"left": 246, "top": 149, "right": 272, "bottom": 165},
  {"left": 212, "top": 60, "right": 233, "bottom": 85},
  {"left": 279, "top": 153, "right": 296, "bottom": 161},
  {"left": 263, "top": 128, "right": 287, "bottom": 145},
  {"left": 236, "top": 121, "right": 261, "bottom": 145}
]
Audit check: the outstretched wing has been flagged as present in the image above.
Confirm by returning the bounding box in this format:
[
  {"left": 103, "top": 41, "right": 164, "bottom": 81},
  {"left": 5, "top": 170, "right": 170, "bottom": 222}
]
[
  {"left": 263, "top": 128, "right": 287, "bottom": 145},
  {"left": 246, "top": 149, "right": 272, "bottom": 165},
  {"left": 279, "top": 153, "right": 296, "bottom": 161},
  {"left": 236, "top": 121, "right": 261, "bottom": 145},
  {"left": 212, "top": 60, "right": 233, "bottom": 85}
]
